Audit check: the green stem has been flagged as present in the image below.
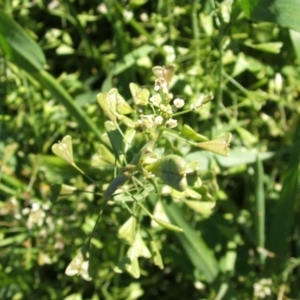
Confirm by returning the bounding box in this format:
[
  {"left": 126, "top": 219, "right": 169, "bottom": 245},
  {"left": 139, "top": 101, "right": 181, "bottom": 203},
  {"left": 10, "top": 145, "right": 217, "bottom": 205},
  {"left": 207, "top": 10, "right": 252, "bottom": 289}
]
[{"left": 254, "top": 155, "right": 265, "bottom": 265}]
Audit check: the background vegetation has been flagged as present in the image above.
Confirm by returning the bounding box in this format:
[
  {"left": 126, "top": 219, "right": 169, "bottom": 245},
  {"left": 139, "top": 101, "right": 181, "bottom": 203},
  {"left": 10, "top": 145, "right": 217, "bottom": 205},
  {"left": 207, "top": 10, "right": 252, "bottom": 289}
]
[{"left": 1, "top": 0, "right": 300, "bottom": 299}]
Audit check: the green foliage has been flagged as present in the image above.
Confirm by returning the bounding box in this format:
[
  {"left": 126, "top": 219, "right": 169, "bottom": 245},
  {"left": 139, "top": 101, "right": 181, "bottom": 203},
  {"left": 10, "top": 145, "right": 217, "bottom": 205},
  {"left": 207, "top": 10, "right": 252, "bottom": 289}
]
[
  {"left": 1, "top": 0, "right": 300, "bottom": 299},
  {"left": 241, "top": 0, "right": 300, "bottom": 32}
]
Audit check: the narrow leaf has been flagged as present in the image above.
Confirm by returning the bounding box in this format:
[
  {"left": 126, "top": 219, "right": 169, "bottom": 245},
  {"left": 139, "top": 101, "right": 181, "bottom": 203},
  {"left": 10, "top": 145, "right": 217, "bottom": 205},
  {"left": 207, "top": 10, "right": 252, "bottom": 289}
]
[
  {"left": 0, "top": 9, "right": 45, "bottom": 72},
  {"left": 162, "top": 198, "right": 219, "bottom": 282},
  {"left": 32, "top": 70, "right": 105, "bottom": 142}
]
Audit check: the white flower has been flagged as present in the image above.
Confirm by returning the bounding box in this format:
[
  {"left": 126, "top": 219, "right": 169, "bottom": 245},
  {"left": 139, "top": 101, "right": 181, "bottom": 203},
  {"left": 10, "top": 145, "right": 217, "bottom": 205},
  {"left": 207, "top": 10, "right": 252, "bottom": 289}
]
[
  {"left": 167, "top": 93, "right": 173, "bottom": 101},
  {"left": 154, "top": 115, "right": 163, "bottom": 125},
  {"left": 162, "top": 85, "right": 169, "bottom": 94},
  {"left": 274, "top": 72, "right": 283, "bottom": 94},
  {"left": 149, "top": 94, "right": 162, "bottom": 106},
  {"left": 173, "top": 98, "right": 185, "bottom": 108},
  {"left": 27, "top": 206, "right": 46, "bottom": 228},
  {"left": 123, "top": 10, "right": 133, "bottom": 22},
  {"left": 166, "top": 118, "right": 178, "bottom": 128},
  {"left": 154, "top": 78, "right": 168, "bottom": 93},
  {"left": 253, "top": 278, "right": 272, "bottom": 298},
  {"left": 142, "top": 115, "right": 154, "bottom": 129},
  {"left": 135, "top": 115, "right": 155, "bottom": 131}
]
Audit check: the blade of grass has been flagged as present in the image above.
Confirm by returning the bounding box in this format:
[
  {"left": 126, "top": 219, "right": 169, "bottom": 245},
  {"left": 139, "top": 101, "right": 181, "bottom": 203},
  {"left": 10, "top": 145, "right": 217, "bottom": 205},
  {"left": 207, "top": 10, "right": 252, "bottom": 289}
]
[
  {"left": 31, "top": 69, "right": 106, "bottom": 143},
  {"left": 0, "top": 9, "right": 46, "bottom": 72},
  {"left": 267, "top": 122, "right": 300, "bottom": 266},
  {"left": 0, "top": 10, "right": 107, "bottom": 143},
  {"left": 162, "top": 197, "right": 219, "bottom": 283}
]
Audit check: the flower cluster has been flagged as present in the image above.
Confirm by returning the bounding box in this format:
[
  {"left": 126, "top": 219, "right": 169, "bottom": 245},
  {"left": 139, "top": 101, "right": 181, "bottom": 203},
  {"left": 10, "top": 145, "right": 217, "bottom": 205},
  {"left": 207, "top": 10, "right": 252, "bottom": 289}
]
[
  {"left": 253, "top": 278, "right": 272, "bottom": 298},
  {"left": 134, "top": 65, "right": 185, "bottom": 132}
]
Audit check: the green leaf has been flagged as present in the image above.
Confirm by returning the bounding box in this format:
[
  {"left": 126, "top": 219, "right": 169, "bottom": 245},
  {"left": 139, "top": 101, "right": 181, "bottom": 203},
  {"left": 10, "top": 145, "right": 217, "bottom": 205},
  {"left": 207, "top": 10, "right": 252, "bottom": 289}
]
[
  {"left": 51, "top": 135, "right": 74, "bottom": 165},
  {"left": 267, "top": 120, "right": 300, "bottom": 262},
  {"left": 215, "top": 148, "right": 274, "bottom": 168},
  {"left": 290, "top": 29, "right": 300, "bottom": 63},
  {"left": 0, "top": 9, "right": 46, "bottom": 72},
  {"left": 162, "top": 198, "right": 219, "bottom": 282},
  {"left": 197, "top": 133, "right": 232, "bottom": 156},
  {"left": 241, "top": 0, "right": 300, "bottom": 32},
  {"left": 145, "top": 155, "right": 187, "bottom": 192}
]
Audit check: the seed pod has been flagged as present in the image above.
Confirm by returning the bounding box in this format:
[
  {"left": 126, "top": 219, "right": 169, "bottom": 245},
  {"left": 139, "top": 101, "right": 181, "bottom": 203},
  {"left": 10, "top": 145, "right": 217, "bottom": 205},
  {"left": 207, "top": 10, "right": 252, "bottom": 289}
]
[
  {"left": 51, "top": 135, "right": 74, "bottom": 165},
  {"left": 152, "top": 217, "right": 183, "bottom": 232},
  {"left": 181, "top": 124, "right": 209, "bottom": 142},
  {"left": 65, "top": 247, "right": 92, "bottom": 281},
  {"left": 97, "top": 88, "right": 133, "bottom": 123},
  {"left": 197, "top": 133, "right": 232, "bottom": 156},
  {"left": 145, "top": 154, "right": 187, "bottom": 192},
  {"left": 129, "top": 83, "right": 150, "bottom": 106}
]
